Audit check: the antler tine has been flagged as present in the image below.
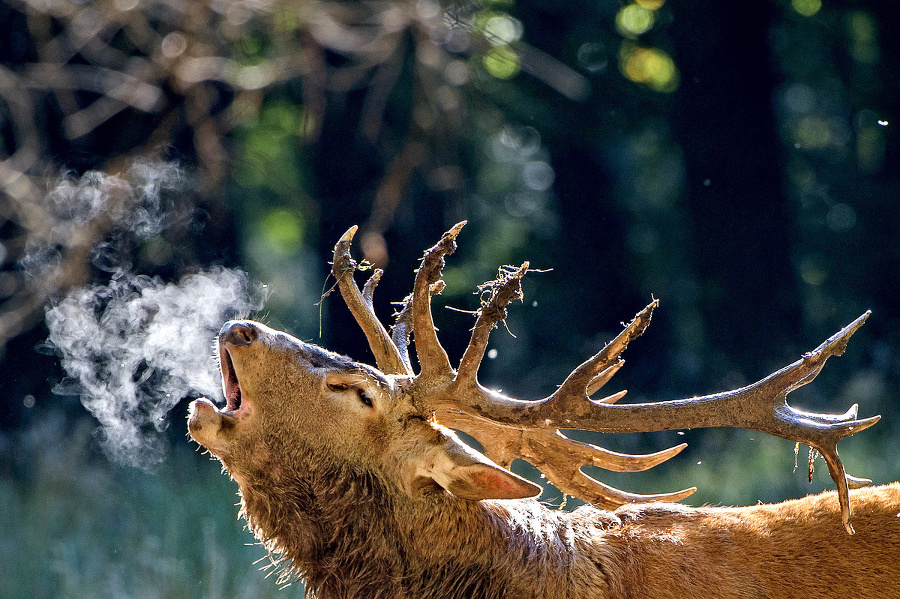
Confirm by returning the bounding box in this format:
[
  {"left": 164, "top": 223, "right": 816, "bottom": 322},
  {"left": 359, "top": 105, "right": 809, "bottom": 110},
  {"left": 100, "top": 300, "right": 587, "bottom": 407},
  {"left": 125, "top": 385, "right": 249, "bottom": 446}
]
[
  {"left": 390, "top": 298, "right": 415, "bottom": 375},
  {"left": 434, "top": 300, "right": 658, "bottom": 425},
  {"left": 526, "top": 432, "right": 697, "bottom": 510},
  {"left": 585, "top": 311, "right": 878, "bottom": 533},
  {"left": 410, "top": 221, "right": 466, "bottom": 380},
  {"left": 435, "top": 263, "right": 695, "bottom": 508},
  {"left": 587, "top": 360, "right": 626, "bottom": 398},
  {"left": 438, "top": 410, "right": 695, "bottom": 509},
  {"left": 362, "top": 268, "right": 383, "bottom": 308},
  {"left": 572, "top": 470, "right": 697, "bottom": 510},
  {"left": 551, "top": 300, "right": 658, "bottom": 417},
  {"left": 454, "top": 261, "right": 530, "bottom": 389},
  {"left": 332, "top": 227, "right": 877, "bottom": 532},
  {"left": 332, "top": 226, "right": 412, "bottom": 376}
]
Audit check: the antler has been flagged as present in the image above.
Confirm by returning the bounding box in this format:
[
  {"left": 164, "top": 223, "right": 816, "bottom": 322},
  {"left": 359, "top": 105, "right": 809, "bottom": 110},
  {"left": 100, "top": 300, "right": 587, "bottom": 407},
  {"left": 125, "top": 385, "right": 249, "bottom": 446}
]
[
  {"left": 331, "top": 222, "right": 878, "bottom": 534},
  {"left": 332, "top": 226, "right": 412, "bottom": 376},
  {"left": 409, "top": 221, "right": 466, "bottom": 381},
  {"left": 433, "top": 257, "right": 697, "bottom": 509}
]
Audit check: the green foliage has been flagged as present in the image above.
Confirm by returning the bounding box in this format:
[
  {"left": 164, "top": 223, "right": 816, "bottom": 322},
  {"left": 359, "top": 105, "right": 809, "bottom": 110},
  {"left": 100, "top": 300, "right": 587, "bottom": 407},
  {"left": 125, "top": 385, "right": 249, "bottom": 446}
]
[
  {"left": 234, "top": 100, "right": 310, "bottom": 194},
  {"left": 234, "top": 34, "right": 272, "bottom": 67},
  {"left": 259, "top": 208, "right": 306, "bottom": 257}
]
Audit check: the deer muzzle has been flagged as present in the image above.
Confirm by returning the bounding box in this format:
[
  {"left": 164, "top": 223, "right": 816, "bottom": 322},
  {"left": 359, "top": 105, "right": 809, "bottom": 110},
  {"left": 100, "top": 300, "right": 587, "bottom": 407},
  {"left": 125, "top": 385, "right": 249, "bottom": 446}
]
[{"left": 187, "top": 320, "right": 262, "bottom": 450}]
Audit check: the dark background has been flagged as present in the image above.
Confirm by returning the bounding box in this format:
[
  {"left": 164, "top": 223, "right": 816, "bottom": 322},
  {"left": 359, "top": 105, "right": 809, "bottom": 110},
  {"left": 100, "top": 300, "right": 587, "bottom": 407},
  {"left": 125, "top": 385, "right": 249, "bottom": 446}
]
[{"left": 1, "top": 0, "right": 898, "bottom": 595}]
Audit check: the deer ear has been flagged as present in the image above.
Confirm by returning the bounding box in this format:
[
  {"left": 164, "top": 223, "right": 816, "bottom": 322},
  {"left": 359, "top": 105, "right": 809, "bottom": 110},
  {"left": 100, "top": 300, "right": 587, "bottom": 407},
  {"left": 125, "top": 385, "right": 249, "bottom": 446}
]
[{"left": 414, "top": 426, "right": 542, "bottom": 501}]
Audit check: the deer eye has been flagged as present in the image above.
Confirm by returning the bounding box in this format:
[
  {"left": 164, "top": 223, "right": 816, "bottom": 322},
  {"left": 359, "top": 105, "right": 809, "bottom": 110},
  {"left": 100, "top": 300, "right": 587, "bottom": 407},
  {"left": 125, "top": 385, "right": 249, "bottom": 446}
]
[
  {"left": 327, "top": 381, "right": 374, "bottom": 408},
  {"left": 358, "top": 390, "right": 374, "bottom": 408}
]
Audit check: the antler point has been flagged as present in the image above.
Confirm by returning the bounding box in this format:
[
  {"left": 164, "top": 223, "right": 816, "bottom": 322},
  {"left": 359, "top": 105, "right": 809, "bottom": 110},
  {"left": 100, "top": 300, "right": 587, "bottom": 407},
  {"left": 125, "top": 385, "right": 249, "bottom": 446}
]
[{"left": 340, "top": 225, "right": 359, "bottom": 243}]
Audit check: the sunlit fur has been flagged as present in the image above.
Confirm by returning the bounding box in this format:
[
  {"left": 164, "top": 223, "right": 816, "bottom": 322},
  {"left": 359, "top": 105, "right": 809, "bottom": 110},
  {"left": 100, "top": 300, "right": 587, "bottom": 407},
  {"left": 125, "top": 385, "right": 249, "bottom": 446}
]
[
  {"left": 189, "top": 321, "right": 900, "bottom": 599},
  {"left": 235, "top": 452, "right": 900, "bottom": 599},
  {"left": 225, "top": 435, "right": 618, "bottom": 597}
]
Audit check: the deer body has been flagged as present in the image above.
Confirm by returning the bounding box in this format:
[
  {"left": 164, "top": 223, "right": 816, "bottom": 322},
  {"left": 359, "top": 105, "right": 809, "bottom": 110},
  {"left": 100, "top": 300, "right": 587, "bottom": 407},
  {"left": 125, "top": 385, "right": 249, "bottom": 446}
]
[
  {"left": 602, "top": 484, "right": 900, "bottom": 598},
  {"left": 188, "top": 225, "right": 896, "bottom": 598}
]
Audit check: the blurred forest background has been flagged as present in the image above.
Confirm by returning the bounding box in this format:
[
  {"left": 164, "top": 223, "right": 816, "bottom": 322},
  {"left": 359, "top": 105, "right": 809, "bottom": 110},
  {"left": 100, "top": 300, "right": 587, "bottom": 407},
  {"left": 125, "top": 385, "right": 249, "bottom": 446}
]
[{"left": 1, "top": 0, "right": 898, "bottom": 596}]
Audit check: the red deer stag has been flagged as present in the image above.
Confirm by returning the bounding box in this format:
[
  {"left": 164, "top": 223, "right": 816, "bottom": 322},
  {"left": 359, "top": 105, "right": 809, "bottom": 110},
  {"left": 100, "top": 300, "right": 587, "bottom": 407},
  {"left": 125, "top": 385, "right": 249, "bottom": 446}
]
[{"left": 189, "top": 223, "right": 900, "bottom": 599}]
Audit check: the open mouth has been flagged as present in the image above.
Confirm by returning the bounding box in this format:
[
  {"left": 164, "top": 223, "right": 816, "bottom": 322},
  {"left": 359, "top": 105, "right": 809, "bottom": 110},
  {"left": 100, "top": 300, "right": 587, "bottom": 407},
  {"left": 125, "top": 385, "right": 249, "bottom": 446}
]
[{"left": 220, "top": 345, "right": 242, "bottom": 413}]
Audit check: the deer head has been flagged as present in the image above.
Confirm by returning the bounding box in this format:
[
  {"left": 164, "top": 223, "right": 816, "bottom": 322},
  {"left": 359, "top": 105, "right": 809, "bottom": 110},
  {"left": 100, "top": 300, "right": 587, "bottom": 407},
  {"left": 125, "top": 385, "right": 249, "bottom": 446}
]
[
  {"left": 187, "top": 319, "right": 541, "bottom": 505},
  {"left": 189, "top": 222, "right": 877, "bottom": 536}
]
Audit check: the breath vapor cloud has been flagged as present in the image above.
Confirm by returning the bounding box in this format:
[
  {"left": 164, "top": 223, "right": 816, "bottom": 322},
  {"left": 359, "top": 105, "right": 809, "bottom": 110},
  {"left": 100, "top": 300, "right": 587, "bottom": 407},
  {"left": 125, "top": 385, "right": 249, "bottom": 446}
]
[{"left": 41, "top": 163, "right": 265, "bottom": 469}]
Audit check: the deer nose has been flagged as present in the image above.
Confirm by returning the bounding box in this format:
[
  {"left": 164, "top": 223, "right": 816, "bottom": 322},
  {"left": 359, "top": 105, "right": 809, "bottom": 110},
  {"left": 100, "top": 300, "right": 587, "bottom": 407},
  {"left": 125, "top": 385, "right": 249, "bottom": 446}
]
[{"left": 220, "top": 321, "right": 259, "bottom": 347}]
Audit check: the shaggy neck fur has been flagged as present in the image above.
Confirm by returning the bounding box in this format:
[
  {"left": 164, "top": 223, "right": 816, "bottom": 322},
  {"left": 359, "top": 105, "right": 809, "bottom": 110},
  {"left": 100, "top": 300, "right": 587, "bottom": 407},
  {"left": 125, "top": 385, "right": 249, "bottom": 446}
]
[{"left": 230, "top": 440, "right": 612, "bottom": 599}]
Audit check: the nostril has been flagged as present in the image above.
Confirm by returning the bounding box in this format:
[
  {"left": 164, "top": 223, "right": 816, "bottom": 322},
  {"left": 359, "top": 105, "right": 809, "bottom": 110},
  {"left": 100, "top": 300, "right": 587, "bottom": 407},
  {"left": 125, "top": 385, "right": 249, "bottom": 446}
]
[{"left": 221, "top": 322, "right": 259, "bottom": 347}]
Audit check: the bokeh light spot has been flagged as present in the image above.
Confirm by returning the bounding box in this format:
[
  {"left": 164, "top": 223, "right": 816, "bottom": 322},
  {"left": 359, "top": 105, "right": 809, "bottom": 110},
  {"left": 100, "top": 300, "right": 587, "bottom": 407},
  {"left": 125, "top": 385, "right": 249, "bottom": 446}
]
[
  {"left": 415, "top": 0, "right": 441, "bottom": 20},
  {"left": 523, "top": 161, "right": 555, "bottom": 191},
  {"left": 791, "top": 0, "right": 821, "bottom": 17},
  {"left": 505, "top": 191, "right": 545, "bottom": 218},
  {"left": 794, "top": 116, "right": 832, "bottom": 149},
  {"left": 826, "top": 203, "right": 856, "bottom": 232},
  {"left": 499, "top": 125, "right": 541, "bottom": 157},
  {"left": 799, "top": 255, "right": 829, "bottom": 286},
  {"left": 160, "top": 32, "right": 187, "bottom": 59},
  {"left": 483, "top": 15, "right": 523, "bottom": 45},
  {"left": 847, "top": 11, "right": 879, "bottom": 64},
  {"left": 237, "top": 64, "right": 273, "bottom": 90},
  {"left": 577, "top": 42, "right": 608, "bottom": 73},
  {"left": 261, "top": 209, "right": 305, "bottom": 255},
  {"left": 114, "top": 0, "right": 139, "bottom": 11},
  {"left": 782, "top": 83, "right": 816, "bottom": 114},
  {"left": 616, "top": 4, "right": 656, "bottom": 38},
  {"left": 620, "top": 45, "right": 679, "bottom": 93},
  {"left": 848, "top": 11, "right": 876, "bottom": 43},
  {"left": 444, "top": 60, "right": 470, "bottom": 86},
  {"left": 482, "top": 45, "right": 520, "bottom": 80}
]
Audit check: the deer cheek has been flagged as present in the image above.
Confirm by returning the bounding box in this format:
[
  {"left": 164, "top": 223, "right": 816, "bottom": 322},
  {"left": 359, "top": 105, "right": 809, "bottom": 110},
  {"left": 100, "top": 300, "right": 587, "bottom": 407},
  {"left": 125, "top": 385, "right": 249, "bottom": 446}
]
[{"left": 363, "top": 418, "right": 391, "bottom": 455}]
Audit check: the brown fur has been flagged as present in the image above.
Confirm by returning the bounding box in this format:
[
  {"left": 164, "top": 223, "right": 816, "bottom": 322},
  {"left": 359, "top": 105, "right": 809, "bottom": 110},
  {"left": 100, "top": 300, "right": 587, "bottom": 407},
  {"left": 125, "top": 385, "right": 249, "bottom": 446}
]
[
  {"left": 603, "top": 484, "right": 900, "bottom": 598},
  {"left": 188, "top": 321, "right": 900, "bottom": 599},
  {"left": 237, "top": 452, "right": 900, "bottom": 599}
]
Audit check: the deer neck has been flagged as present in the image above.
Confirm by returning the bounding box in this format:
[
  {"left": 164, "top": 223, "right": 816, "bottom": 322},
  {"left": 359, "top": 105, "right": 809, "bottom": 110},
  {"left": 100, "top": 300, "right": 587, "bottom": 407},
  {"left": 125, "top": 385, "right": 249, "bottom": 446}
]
[
  {"left": 395, "top": 496, "right": 614, "bottom": 598},
  {"left": 235, "top": 452, "right": 403, "bottom": 597},
  {"left": 234, "top": 452, "right": 611, "bottom": 599}
]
